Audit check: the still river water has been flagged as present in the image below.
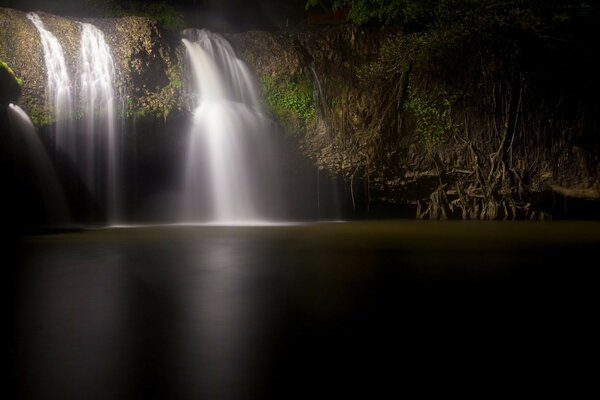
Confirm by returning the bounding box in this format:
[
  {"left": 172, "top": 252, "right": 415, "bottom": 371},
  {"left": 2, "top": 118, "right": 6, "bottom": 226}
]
[{"left": 9, "top": 221, "right": 600, "bottom": 398}]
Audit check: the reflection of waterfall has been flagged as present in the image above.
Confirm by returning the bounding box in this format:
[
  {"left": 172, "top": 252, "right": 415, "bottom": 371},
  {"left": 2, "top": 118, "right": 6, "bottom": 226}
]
[
  {"left": 181, "top": 29, "right": 280, "bottom": 223},
  {"left": 26, "top": 12, "right": 74, "bottom": 156},
  {"left": 7, "top": 104, "right": 71, "bottom": 224},
  {"left": 79, "top": 22, "right": 120, "bottom": 222}
]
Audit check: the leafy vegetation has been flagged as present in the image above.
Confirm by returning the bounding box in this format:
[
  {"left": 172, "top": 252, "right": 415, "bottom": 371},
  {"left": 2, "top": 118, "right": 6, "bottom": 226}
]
[
  {"left": 305, "top": 0, "right": 599, "bottom": 219},
  {"left": 260, "top": 74, "right": 315, "bottom": 131},
  {"left": 306, "top": 0, "right": 425, "bottom": 27},
  {"left": 306, "top": 0, "right": 598, "bottom": 32},
  {"left": 89, "top": 0, "right": 185, "bottom": 30},
  {"left": 28, "top": 106, "right": 54, "bottom": 126},
  {"left": 405, "top": 88, "right": 458, "bottom": 150},
  {"left": 0, "top": 59, "right": 23, "bottom": 86}
]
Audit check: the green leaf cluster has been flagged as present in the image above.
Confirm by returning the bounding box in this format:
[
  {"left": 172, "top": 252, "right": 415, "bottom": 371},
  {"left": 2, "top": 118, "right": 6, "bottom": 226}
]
[
  {"left": 89, "top": 0, "right": 185, "bottom": 30},
  {"left": 28, "top": 105, "right": 54, "bottom": 127},
  {"left": 260, "top": 74, "right": 315, "bottom": 127},
  {"left": 0, "top": 59, "right": 23, "bottom": 86},
  {"left": 405, "top": 88, "right": 458, "bottom": 150},
  {"left": 306, "top": 0, "right": 427, "bottom": 27},
  {"left": 306, "top": 0, "right": 598, "bottom": 33}
]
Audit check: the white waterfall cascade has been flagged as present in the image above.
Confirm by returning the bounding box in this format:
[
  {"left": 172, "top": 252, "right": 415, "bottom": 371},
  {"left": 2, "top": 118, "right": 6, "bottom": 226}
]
[
  {"left": 182, "top": 29, "right": 279, "bottom": 223},
  {"left": 26, "top": 12, "right": 74, "bottom": 155},
  {"left": 7, "top": 104, "right": 71, "bottom": 224},
  {"left": 79, "top": 22, "right": 120, "bottom": 222},
  {"left": 26, "top": 14, "right": 120, "bottom": 223}
]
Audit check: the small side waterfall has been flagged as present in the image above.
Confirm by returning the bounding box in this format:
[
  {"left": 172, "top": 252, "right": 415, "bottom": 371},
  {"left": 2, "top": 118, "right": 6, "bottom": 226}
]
[
  {"left": 26, "top": 13, "right": 122, "bottom": 223},
  {"left": 7, "top": 104, "right": 71, "bottom": 224},
  {"left": 79, "top": 22, "right": 120, "bottom": 222},
  {"left": 310, "top": 65, "right": 327, "bottom": 118},
  {"left": 26, "top": 12, "right": 74, "bottom": 155},
  {"left": 181, "top": 29, "right": 280, "bottom": 223}
]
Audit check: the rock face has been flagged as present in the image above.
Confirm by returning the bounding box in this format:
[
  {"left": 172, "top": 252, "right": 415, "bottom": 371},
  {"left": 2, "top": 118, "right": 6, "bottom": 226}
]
[
  {"left": 227, "top": 27, "right": 600, "bottom": 219},
  {"left": 0, "top": 7, "right": 183, "bottom": 124},
  {"left": 227, "top": 27, "right": 390, "bottom": 179},
  {"left": 1, "top": 7, "right": 598, "bottom": 219}
]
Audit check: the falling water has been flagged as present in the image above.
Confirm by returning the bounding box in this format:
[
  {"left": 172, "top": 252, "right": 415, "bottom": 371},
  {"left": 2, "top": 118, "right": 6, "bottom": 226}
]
[
  {"left": 7, "top": 104, "right": 71, "bottom": 224},
  {"left": 26, "top": 12, "right": 74, "bottom": 155},
  {"left": 79, "top": 22, "right": 120, "bottom": 222},
  {"left": 182, "top": 29, "right": 279, "bottom": 223},
  {"left": 310, "top": 65, "right": 327, "bottom": 118}
]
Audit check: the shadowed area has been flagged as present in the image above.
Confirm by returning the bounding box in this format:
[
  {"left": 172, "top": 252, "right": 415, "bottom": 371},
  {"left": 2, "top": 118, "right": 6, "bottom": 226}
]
[{"left": 9, "top": 221, "right": 599, "bottom": 398}]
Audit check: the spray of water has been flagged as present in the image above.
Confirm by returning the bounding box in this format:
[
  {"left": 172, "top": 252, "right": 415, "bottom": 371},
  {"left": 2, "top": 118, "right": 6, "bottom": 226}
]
[
  {"left": 27, "top": 13, "right": 121, "bottom": 223},
  {"left": 181, "top": 29, "right": 280, "bottom": 223},
  {"left": 26, "top": 12, "right": 74, "bottom": 155},
  {"left": 7, "top": 104, "right": 71, "bottom": 224},
  {"left": 79, "top": 22, "right": 120, "bottom": 221}
]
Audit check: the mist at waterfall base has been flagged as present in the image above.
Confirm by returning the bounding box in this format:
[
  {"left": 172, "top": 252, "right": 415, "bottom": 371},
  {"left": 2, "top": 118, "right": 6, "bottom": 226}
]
[
  {"left": 13, "top": 16, "right": 343, "bottom": 227},
  {"left": 181, "top": 29, "right": 283, "bottom": 223},
  {"left": 6, "top": 104, "right": 71, "bottom": 225},
  {"left": 23, "top": 12, "right": 123, "bottom": 225}
]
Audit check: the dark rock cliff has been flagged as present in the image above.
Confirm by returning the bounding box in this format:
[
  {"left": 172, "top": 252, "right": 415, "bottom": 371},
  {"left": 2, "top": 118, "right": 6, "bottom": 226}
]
[
  {"left": 1, "top": 7, "right": 598, "bottom": 219},
  {"left": 0, "top": 7, "right": 183, "bottom": 124},
  {"left": 228, "top": 27, "right": 600, "bottom": 219}
]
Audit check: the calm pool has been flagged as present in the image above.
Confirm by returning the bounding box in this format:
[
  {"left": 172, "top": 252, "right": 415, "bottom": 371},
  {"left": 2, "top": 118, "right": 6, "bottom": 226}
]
[{"left": 8, "top": 221, "right": 599, "bottom": 398}]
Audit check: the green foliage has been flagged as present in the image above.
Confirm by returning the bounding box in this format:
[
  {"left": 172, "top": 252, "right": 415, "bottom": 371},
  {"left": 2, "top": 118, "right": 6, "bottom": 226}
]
[
  {"left": 170, "top": 78, "right": 183, "bottom": 89},
  {"left": 357, "top": 31, "right": 437, "bottom": 82},
  {"left": 89, "top": 0, "right": 185, "bottom": 30},
  {"left": 306, "top": 0, "right": 426, "bottom": 27},
  {"left": 307, "top": 1, "right": 599, "bottom": 35},
  {"left": 124, "top": 96, "right": 149, "bottom": 119},
  {"left": 167, "top": 63, "right": 183, "bottom": 90},
  {"left": 405, "top": 88, "right": 458, "bottom": 150},
  {"left": 260, "top": 74, "right": 315, "bottom": 129},
  {"left": 138, "top": 1, "right": 185, "bottom": 30},
  {"left": 0, "top": 59, "right": 23, "bottom": 86},
  {"left": 28, "top": 106, "right": 54, "bottom": 127}
]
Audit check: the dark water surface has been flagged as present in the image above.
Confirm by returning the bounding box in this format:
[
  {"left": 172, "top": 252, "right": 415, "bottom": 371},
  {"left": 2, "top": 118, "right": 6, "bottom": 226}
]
[{"left": 9, "top": 222, "right": 600, "bottom": 398}]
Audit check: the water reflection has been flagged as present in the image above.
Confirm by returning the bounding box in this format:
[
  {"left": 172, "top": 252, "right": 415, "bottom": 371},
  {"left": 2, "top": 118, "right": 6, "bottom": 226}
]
[
  {"left": 175, "top": 238, "right": 267, "bottom": 399},
  {"left": 16, "top": 241, "right": 126, "bottom": 398},
  {"left": 12, "top": 222, "right": 600, "bottom": 398}
]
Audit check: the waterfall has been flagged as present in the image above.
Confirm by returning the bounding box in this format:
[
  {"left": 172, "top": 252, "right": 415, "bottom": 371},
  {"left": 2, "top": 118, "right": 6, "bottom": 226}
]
[
  {"left": 181, "top": 29, "right": 280, "bottom": 223},
  {"left": 310, "top": 65, "right": 327, "bottom": 118},
  {"left": 79, "top": 22, "right": 120, "bottom": 222},
  {"left": 26, "top": 12, "right": 74, "bottom": 156},
  {"left": 7, "top": 104, "right": 71, "bottom": 224},
  {"left": 27, "top": 13, "right": 121, "bottom": 223}
]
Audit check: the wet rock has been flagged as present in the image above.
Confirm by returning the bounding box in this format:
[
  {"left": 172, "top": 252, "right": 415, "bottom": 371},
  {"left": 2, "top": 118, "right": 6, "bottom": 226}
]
[{"left": 0, "top": 7, "right": 182, "bottom": 122}]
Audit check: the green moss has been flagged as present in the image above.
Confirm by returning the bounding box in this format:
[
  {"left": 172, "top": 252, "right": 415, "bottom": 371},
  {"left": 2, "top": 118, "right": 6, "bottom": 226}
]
[
  {"left": 260, "top": 73, "right": 315, "bottom": 131},
  {"left": 170, "top": 78, "right": 182, "bottom": 89},
  {"left": 93, "top": 0, "right": 185, "bottom": 30},
  {"left": 28, "top": 105, "right": 54, "bottom": 127},
  {"left": 0, "top": 59, "right": 23, "bottom": 86},
  {"left": 166, "top": 63, "right": 183, "bottom": 91},
  {"left": 405, "top": 87, "right": 459, "bottom": 150},
  {"left": 124, "top": 96, "right": 146, "bottom": 118},
  {"left": 122, "top": 62, "right": 182, "bottom": 121}
]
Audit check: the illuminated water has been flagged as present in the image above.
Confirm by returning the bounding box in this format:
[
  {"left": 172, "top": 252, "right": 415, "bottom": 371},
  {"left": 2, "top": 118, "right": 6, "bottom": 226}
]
[
  {"left": 26, "top": 14, "right": 120, "bottom": 222},
  {"left": 26, "top": 12, "right": 74, "bottom": 155},
  {"left": 182, "top": 29, "right": 278, "bottom": 223},
  {"left": 79, "top": 22, "right": 120, "bottom": 222},
  {"left": 10, "top": 222, "right": 597, "bottom": 398},
  {"left": 7, "top": 104, "right": 70, "bottom": 223}
]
